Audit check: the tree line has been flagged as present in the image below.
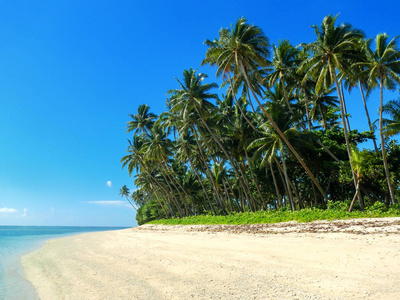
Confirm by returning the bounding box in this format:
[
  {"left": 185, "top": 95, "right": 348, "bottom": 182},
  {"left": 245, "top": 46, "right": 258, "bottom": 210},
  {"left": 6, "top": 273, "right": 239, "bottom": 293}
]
[{"left": 120, "top": 15, "right": 400, "bottom": 224}]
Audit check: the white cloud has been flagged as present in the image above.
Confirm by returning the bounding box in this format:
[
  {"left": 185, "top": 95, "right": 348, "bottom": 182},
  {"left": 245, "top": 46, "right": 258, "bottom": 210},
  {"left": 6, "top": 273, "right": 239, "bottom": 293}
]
[
  {"left": 85, "top": 201, "right": 130, "bottom": 208},
  {"left": 0, "top": 207, "right": 18, "bottom": 213},
  {"left": 106, "top": 181, "right": 112, "bottom": 187},
  {"left": 22, "top": 208, "right": 28, "bottom": 217}
]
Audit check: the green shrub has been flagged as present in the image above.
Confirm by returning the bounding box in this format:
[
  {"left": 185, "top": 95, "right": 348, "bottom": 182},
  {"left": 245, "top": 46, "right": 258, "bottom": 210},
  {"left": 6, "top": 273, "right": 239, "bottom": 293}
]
[
  {"left": 326, "top": 200, "right": 349, "bottom": 211},
  {"left": 147, "top": 205, "right": 400, "bottom": 226},
  {"left": 368, "top": 201, "right": 387, "bottom": 213}
]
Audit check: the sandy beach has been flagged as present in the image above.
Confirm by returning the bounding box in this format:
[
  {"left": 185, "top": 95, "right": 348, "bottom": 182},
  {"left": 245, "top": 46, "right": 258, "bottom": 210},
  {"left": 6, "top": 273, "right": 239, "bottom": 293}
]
[{"left": 22, "top": 218, "right": 400, "bottom": 300}]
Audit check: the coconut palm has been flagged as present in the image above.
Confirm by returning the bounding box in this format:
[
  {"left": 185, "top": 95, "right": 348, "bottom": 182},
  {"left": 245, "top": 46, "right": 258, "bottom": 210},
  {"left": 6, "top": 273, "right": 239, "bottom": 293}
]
[
  {"left": 168, "top": 68, "right": 255, "bottom": 206},
  {"left": 248, "top": 94, "right": 311, "bottom": 210},
  {"left": 342, "top": 38, "right": 379, "bottom": 151},
  {"left": 348, "top": 148, "right": 373, "bottom": 211},
  {"left": 299, "top": 14, "right": 364, "bottom": 207},
  {"left": 361, "top": 33, "right": 400, "bottom": 204},
  {"left": 203, "top": 17, "right": 326, "bottom": 199},
  {"left": 119, "top": 185, "right": 137, "bottom": 211},
  {"left": 126, "top": 104, "right": 157, "bottom": 135},
  {"left": 309, "top": 87, "right": 340, "bottom": 130},
  {"left": 265, "top": 39, "right": 301, "bottom": 113}
]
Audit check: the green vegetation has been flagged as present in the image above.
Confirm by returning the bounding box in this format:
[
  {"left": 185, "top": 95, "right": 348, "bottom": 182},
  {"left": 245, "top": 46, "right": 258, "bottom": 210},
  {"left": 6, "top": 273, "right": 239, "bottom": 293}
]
[
  {"left": 120, "top": 15, "right": 400, "bottom": 226},
  {"left": 147, "top": 203, "right": 400, "bottom": 226}
]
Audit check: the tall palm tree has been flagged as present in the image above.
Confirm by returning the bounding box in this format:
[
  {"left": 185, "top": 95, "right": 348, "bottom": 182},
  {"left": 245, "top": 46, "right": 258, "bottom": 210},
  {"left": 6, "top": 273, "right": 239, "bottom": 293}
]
[
  {"left": 126, "top": 104, "right": 157, "bottom": 135},
  {"left": 121, "top": 136, "right": 184, "bottom": 216},
  {"left": 265, "top": 39, "right": 300, "bottom": 113},
  {"left": 168, "top": 68, "right": 255, "bottom": 206},
  {"left": 203, "top": 17, "right": 327, "bottom": 199},
  {"left": 299, "top": 14, "right": 364, "bottom": 207},
  {"left": 361, "top": 33, "right": 400, "bottom": 204},
  {"left": 249, "top": 95, "right": 311, "bottom": 210},
  {"left": 342, "top": 38, "right": 379, "bottom": 151},
  {"left": 143, "top": 124, "right": 193, "bottom": 213}
]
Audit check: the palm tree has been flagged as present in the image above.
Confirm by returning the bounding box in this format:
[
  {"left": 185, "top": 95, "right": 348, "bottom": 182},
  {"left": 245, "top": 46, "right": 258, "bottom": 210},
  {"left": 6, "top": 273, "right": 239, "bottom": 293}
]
[
  {"left": 309, "top": 87, "right": 340, "bottom": 130},
  {"left": 126, "top": 104, "right": 157, "bottom": 135},
  {"left": 265, "top": 39, "right": 300, "bottom": 113},
  {"left": 361, "top": 33, "right": 400, "bottom": 204},
  {"left": 142, "top": 124, "right": 193, "bottom": 213},
  {"left": 121, "top": 135, "right": 184, "bottom": 216},
  {"left": 248, "top": 94, "right": 311, "bottom": 210},
  {"left": 382, "top": 99, "right": 400, "bottom": 137},
  {"left": 348, "top": 148, "right": 373, "bottom": 211},
  {"left": 342, "top": 38, "right": 379, "bottom": 151},
  {"left": 119, "top": 185, "right": 137, "bottom": 211},
  {"left": 168, "top": 68, "right": 256, "bottom": 207},
  {"left": 299, "top": 14, "right": 364, "bottom": 207},
  {"left": 203, "top": 17, "right": 327, "bottom": 199}
]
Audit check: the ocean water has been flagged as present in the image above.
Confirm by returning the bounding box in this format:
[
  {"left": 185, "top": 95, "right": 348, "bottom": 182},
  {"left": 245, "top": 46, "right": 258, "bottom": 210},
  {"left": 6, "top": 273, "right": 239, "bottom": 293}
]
[{"left": 0, "top": 226, "right": 128, "bottom": 300}]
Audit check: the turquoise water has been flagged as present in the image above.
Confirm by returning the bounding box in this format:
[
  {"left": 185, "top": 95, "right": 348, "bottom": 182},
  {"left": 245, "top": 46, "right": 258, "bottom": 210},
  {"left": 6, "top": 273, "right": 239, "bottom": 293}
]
[{"left": 0, "top": 226, "right": 128, "bottom": 299}]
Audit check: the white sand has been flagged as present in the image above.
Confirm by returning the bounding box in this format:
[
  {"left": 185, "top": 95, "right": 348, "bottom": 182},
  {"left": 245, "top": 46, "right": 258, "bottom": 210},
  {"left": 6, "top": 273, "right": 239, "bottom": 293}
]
[{"left": 22, "top": 218, "right": 400, "bottom": 299}]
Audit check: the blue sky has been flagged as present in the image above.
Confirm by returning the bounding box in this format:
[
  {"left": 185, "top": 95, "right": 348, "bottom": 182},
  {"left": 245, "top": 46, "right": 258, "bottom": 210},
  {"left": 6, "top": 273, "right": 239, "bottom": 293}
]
[{"left": 0, "top": 0, "right": 399, "bottom": 226}]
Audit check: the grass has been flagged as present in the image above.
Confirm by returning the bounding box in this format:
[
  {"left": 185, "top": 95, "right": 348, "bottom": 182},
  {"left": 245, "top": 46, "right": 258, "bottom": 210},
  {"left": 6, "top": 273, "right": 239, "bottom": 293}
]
[{"left": 147, "top": 204, "right": 400, "bottom": 226}]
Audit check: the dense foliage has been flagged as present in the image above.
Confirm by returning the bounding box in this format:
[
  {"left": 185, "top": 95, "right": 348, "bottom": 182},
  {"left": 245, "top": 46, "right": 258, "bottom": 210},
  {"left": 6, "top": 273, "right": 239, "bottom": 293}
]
[
  {"left": 120, "top": 15, "right": 400, "bottom": 225},
  {"left": 148, "top": 203, "right": 400, "bottom": 226}
]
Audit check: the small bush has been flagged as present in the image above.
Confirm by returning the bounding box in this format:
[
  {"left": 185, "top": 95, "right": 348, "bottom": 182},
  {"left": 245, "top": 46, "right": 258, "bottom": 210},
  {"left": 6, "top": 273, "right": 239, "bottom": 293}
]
[
  {"left": 327, "top": 200, "right": 349, "bottom": 211},
  {"left": 368, "top": 201, "right": 387, "bottom": 213}
]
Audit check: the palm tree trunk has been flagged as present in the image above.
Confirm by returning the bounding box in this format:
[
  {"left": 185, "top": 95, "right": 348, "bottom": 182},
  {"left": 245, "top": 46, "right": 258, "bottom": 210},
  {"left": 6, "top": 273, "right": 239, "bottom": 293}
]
[
  {"left": 275, "top": 157, "right": 302, "bottom": 209},
  {"left": 359, "top": 81, "right": 378, "bottom": 152},
  {"left": 269, "top": 163, "right": 282, "bottom": 208},
  {"left": 244, "top": 149, "right": 264, "bottom": 205},
  {"left": 158, "top": 168, "right": 186, "bottom": 216},
  {"left": 125, "top": 195, "right": 138, "bottom": 211},
  {"left": 331, "top": 66, "right": 364, "bottom": 210},
  {"left": 161, "top": 155, "right": 192, "bottom": 200},
  {"left": 319, "top": 104, "right": 328, "bottom": 130},
  {"left": 222, "top": 180, "right": 233, "bottom": 212},
  {"left": 194, "top": 106, "right": 255, "bottom": 208},
  {"left": 348, "top": 181, "right": 360, "bottom": 212},
  {"left": 379, "top": 76, "right": 396, "bottom": 204},
  {"left": 281, "top": 78, "right": 294, "bottom": 114},
  {"left": 276, "top": 157, "right": 290, "bottom": 208},
  {"left": 239, "top": 61, "right": 327, "bottom": 199},
  {"left": 159, "top": 158, "right": 190, "bottom": 214},
  {"left": 191, "top": 125, "right": 225, "bottom": 210},
  {"left": 137, "top": 156, "right": 183, "bottom": 216},
  {"left": 227, "top": 72, "right": 256, "bottom": 131},
  {"left": 181, "top": 141, "right": 216, "bottom": 215},
  {"left": 226, "top": 178, "right": 242, "bottom": 212},
  {"left": 151, "top": 189, "right": 169, "bottom": 218},
  {"left": 302, "top": 88, "right": 313, "bottom": 130},
  {"left": 340, "top": 81, "right": 351, "bottom": 132}
]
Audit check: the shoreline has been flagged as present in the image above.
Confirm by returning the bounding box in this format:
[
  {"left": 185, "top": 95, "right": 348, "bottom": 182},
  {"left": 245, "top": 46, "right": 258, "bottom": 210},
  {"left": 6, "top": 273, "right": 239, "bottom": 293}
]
[{"left": 22, "top": 218, "right": 400, "bottom": 299}]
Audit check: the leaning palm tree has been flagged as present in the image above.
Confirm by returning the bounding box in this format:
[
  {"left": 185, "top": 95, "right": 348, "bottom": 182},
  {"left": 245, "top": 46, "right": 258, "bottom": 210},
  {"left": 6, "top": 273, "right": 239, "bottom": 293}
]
[
  {"left": 168, "top": 68, "right": 256, "bottom": 205},
  {"left": 248, "top": 96, "right": 309, "bottom": 210},
  {"left": 203, "top": 17, "right": 327, "bottom": 199},
  {"left": 119, "top": 185, "right": 137, "bottom": 211},
  {"left": 360, "top": 33, "right": 400, "bottom": 204},
  {"left": 299, "top": 14, "right": 364, "bottom": 207}
]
